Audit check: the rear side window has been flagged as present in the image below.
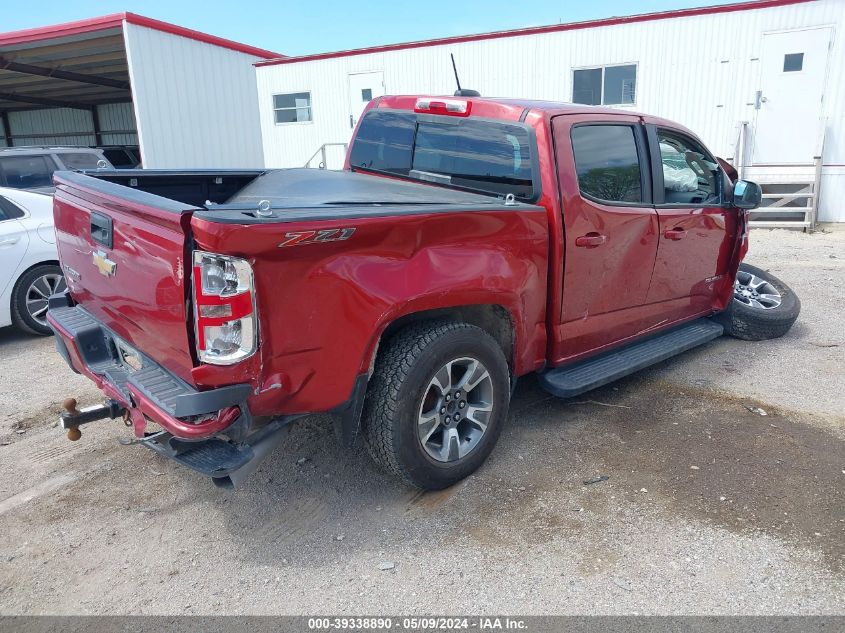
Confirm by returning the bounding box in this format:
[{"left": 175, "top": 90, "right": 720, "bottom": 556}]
[
  {"left": 59, "top": 152, "right": 103, "bottom": 170},
  {"left": 349, "top": 111, "right": 415, "bottom": 174},
  {"left": 102, "top": 149, "right": 134, "bottom": 167},
  {"left": 0, "top": 155, "right": 54, "bottom": 189},
  {"left": 571, "top": 125, "right": 642, "bottom": 203},
  {"left": 0, "top": 195, "right": 26, "bottom": 220},
  {"left": 349, "top": 110, "right": 536, "bottom": 199}
]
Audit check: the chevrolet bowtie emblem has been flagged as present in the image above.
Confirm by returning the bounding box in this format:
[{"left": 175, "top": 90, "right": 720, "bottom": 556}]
[{"left": 93, "top": 250, "right": 116, "bottom": 277}]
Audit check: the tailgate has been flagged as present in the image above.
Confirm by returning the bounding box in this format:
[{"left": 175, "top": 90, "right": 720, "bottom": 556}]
[{"left": 53, "top": 172, "right": 199, "bottom": 384}]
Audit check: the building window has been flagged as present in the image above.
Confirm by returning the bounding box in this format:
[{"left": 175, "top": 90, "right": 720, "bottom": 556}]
[
  {"left": 572, "top": 64, "right": 637, "bottom": 106},
  {"left": 273, "top": 92, "right": 312, "bottom": 123},
  {"left": 783, "top": 53, "right": 804, "bottom": 72}
]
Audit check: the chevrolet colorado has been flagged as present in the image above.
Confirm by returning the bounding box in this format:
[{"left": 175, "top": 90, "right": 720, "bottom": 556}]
[{"left": 47, "top": 95, "right": 800, "bottom": 489}]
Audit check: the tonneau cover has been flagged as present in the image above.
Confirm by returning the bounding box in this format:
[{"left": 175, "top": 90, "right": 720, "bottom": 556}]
[
  {"left": 194, "top": 168, "right": 538, "bottom": 224},
  {"left": 224, "top": 168, "right": 499, "bottom": 207}
]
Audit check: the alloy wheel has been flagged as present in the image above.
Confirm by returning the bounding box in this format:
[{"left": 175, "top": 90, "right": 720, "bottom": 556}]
[
  {"left": 25, "top": 273, "right": 66, "bottom": 326},
  {"left": 417, "top": 356, "right": 495, "bottom": 463}
]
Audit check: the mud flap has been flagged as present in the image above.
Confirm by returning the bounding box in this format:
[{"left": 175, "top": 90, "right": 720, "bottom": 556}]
[{"left": 332, "top": 374, "right": 369, "bottom": 448}]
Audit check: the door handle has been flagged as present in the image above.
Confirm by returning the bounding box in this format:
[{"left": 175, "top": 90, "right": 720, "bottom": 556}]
[
  {"left": 574, "top": 232, "right": 607, "bottom": 248},
  {"left": 0, "top": 237, "right": 20, "bottom": 247},
  {"left": 350, "top": 114, "right": 355, "bottom": 129},
  {"left": 664, "top": 228, "right": 687, "bottom": 240}
]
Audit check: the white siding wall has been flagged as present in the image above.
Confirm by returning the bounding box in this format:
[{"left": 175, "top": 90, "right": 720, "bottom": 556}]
[
  {"left": 256, "top": 0, "right": 845, "bottom": 221},
  {"left": 124, "top": 22, "right": 265, "bottom": 168},
  {"left": 7, "top": 108, "right": 95, "bottom": 146},
  {"left": 0, "top": 103, "right": 138, "bottom": 147},
  {"left": 97, "top": 102, "right": 138, "bottom": 146}
]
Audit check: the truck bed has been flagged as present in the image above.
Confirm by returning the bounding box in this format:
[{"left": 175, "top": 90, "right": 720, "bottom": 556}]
[
  {"left": 52, "top": 167, "right": 544, "bottom": 388},
  {"left": 73, "top": 167, "right": 515, "bottom": 223}
]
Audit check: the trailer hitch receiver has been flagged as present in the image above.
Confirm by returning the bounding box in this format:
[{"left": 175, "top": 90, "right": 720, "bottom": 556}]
[{"left": 61, "top": 397, "right": 126, "bottom": 441}]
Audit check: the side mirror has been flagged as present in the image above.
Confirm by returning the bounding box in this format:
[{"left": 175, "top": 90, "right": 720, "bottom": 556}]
[{"left": 732, "top": 179, "right": 762, "bottom": 210}]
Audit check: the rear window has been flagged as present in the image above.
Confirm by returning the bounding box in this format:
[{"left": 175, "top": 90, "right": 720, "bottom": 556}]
[
  {"left": 0, "top": 155, "right": 54, "bottom": 189},
  {"left": 59, "top": 152, "right": 104, "bottom": 170},
  {"left": 349, "top": 110, "right": 536, "bottom": 199}
]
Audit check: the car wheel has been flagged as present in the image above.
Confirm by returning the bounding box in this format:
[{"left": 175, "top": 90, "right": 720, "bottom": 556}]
[
  {"left": 362, "top": 321, "right": 511, "bottom": 490},
  {"left": 715, "top": 262, "right": 800, "bottom": 341},
  {"left": 11, "top": 264, "right": 66, "bottom": 336}
]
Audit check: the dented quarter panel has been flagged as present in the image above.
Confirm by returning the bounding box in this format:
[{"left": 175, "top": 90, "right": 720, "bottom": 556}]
[{"left": 190, "top": 206, "right": 549, "bottom": 416}]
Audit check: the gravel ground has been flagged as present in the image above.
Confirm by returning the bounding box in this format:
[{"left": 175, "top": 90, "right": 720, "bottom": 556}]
[{"left": 0, "top": 227, "right": 842, "bottom": 615}]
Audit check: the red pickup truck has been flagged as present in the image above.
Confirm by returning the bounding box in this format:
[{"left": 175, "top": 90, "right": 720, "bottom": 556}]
[{"left": 47, "top": 95, "right": 800, "bottom": 489}]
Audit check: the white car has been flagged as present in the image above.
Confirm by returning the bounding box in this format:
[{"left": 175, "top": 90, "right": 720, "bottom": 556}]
[{"left": 0, "top": 187, "right": 65, "bottom": 335}]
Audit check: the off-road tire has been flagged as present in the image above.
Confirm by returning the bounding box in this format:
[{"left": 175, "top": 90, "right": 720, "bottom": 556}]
[
  {"left": 11, "top": 264, "right": 63, "bottom": 336},
  {"left": 715, "top": 262, "right": 800, "bottom": 341},
  {"left": 362, "top": 321, "right": 510, "bottom": 490}
]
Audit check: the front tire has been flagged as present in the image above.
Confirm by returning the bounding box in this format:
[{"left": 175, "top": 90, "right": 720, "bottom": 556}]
[
  {"left": 716, "top": 262, "right": 800, "bottom": 341},
  {"left": 362, "top": 321, "right": 511, "bottom": 490},
  {"left": 11, "top": 264, "right": 66, "bottom": 336}
]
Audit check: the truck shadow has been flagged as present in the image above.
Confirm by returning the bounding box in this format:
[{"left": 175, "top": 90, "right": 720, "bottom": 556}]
[
  {"left": 210, "top": 371, "right": 844, "bottom": 575},
  {"left": 0, "top": 326, "right": 42, "bottom": 350}
]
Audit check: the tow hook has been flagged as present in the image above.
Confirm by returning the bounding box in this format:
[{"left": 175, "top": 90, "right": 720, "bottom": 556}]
[{"left": 61, "top": 398, "right": 127, "bottom": 441}]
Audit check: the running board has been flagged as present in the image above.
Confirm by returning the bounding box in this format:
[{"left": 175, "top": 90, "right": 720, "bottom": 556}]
[
  {"left": 142, "top": 416, "right": 299, "bottom": 489},
  {"left": 539, "top": 319, "right": 724, "bottom": 398}
]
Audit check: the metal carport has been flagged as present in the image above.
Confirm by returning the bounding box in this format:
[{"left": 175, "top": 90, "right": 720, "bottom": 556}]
[{"left": 0, "top": 14, "right": 281, "bottom": 167}]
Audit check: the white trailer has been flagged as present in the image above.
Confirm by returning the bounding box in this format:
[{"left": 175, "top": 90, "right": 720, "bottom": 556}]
[{"left": 255, "top": 0, "right": 845, "bottom": 224}]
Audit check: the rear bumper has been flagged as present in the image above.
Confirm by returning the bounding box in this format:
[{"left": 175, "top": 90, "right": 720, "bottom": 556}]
[{"left": 47, "top": 293, "right": 252, "bottom": 441}]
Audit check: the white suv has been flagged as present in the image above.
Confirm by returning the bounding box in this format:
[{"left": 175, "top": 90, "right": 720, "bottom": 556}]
[{"left": 0, "top": 146, "right": 113, "bottom": 194}]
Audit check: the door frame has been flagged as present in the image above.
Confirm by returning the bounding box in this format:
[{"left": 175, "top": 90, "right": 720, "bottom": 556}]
[
  {"left": 750, "top": 25, "right": 834, "bottom": 167},
  {"left": 549, "top": 113, "right": 661, "bottom": 364},
  {"left": 347, "top": 70, "right": 385, "bottom": 129}
]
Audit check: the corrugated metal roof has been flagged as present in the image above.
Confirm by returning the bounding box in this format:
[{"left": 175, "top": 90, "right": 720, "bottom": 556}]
[{"left": 0, "top": 13, "right": 283, "bottom": 112}]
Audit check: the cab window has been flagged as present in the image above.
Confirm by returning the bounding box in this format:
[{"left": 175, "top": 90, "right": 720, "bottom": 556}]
[
  {"left": 350, "top": 110, "right": 536, "bottom": 199},
  {"left": 571, "top": 124, "right": 643, "bottom": 204},
  {"left": 657, "top": 130, "right": 721, "bottom": 205}
]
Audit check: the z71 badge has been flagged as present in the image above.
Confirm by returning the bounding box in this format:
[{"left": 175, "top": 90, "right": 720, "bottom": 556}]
[{"left": 278, "top": 228, "right": 356, "bottom": 248}]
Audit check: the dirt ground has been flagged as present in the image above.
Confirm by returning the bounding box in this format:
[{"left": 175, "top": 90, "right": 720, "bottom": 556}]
[{"left": 0, "top": 227, "right": 842, "bottom": 615}]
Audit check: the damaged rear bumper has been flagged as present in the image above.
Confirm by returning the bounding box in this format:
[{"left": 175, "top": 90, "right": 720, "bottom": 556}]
[{"left": 46, "top": 293, "right": 290, "bottom": 486}]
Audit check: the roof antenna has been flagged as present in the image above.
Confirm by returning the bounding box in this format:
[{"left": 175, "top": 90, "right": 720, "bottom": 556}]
[{"left": 451, "top": 53, "right": 480, "bottom": 97}]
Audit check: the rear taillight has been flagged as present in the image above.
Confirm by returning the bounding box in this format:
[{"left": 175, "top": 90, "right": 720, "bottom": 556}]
[{"left": 192, "top": 251, "right": 257, "bottom": 365}]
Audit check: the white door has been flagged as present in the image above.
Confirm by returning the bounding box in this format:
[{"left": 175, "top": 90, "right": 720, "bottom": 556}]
[
  {"left": 751, "top": 27, "right": 832, "bottom": 165},
  {"left": 348, "top": 71, "right": 385, "bottom": 130}
]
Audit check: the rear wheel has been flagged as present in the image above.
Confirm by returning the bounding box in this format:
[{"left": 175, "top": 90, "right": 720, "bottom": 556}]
[
  {"left": 11, "top": 264, "right": 65, "bottom": 336},
  {"left": 362, "top": 321, "right": 510, "bottom": 490},
  {"left": 716, "top": 262, "right": 800, "bottom": 341}
]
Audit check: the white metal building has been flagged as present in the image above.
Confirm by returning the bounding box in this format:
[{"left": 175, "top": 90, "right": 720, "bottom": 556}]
[
  {"left": 255, "top": 0, "right": 845, "bottom": 224},
  {"left": 0, "top": 13, "right": 280, "bottom": 168}
]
